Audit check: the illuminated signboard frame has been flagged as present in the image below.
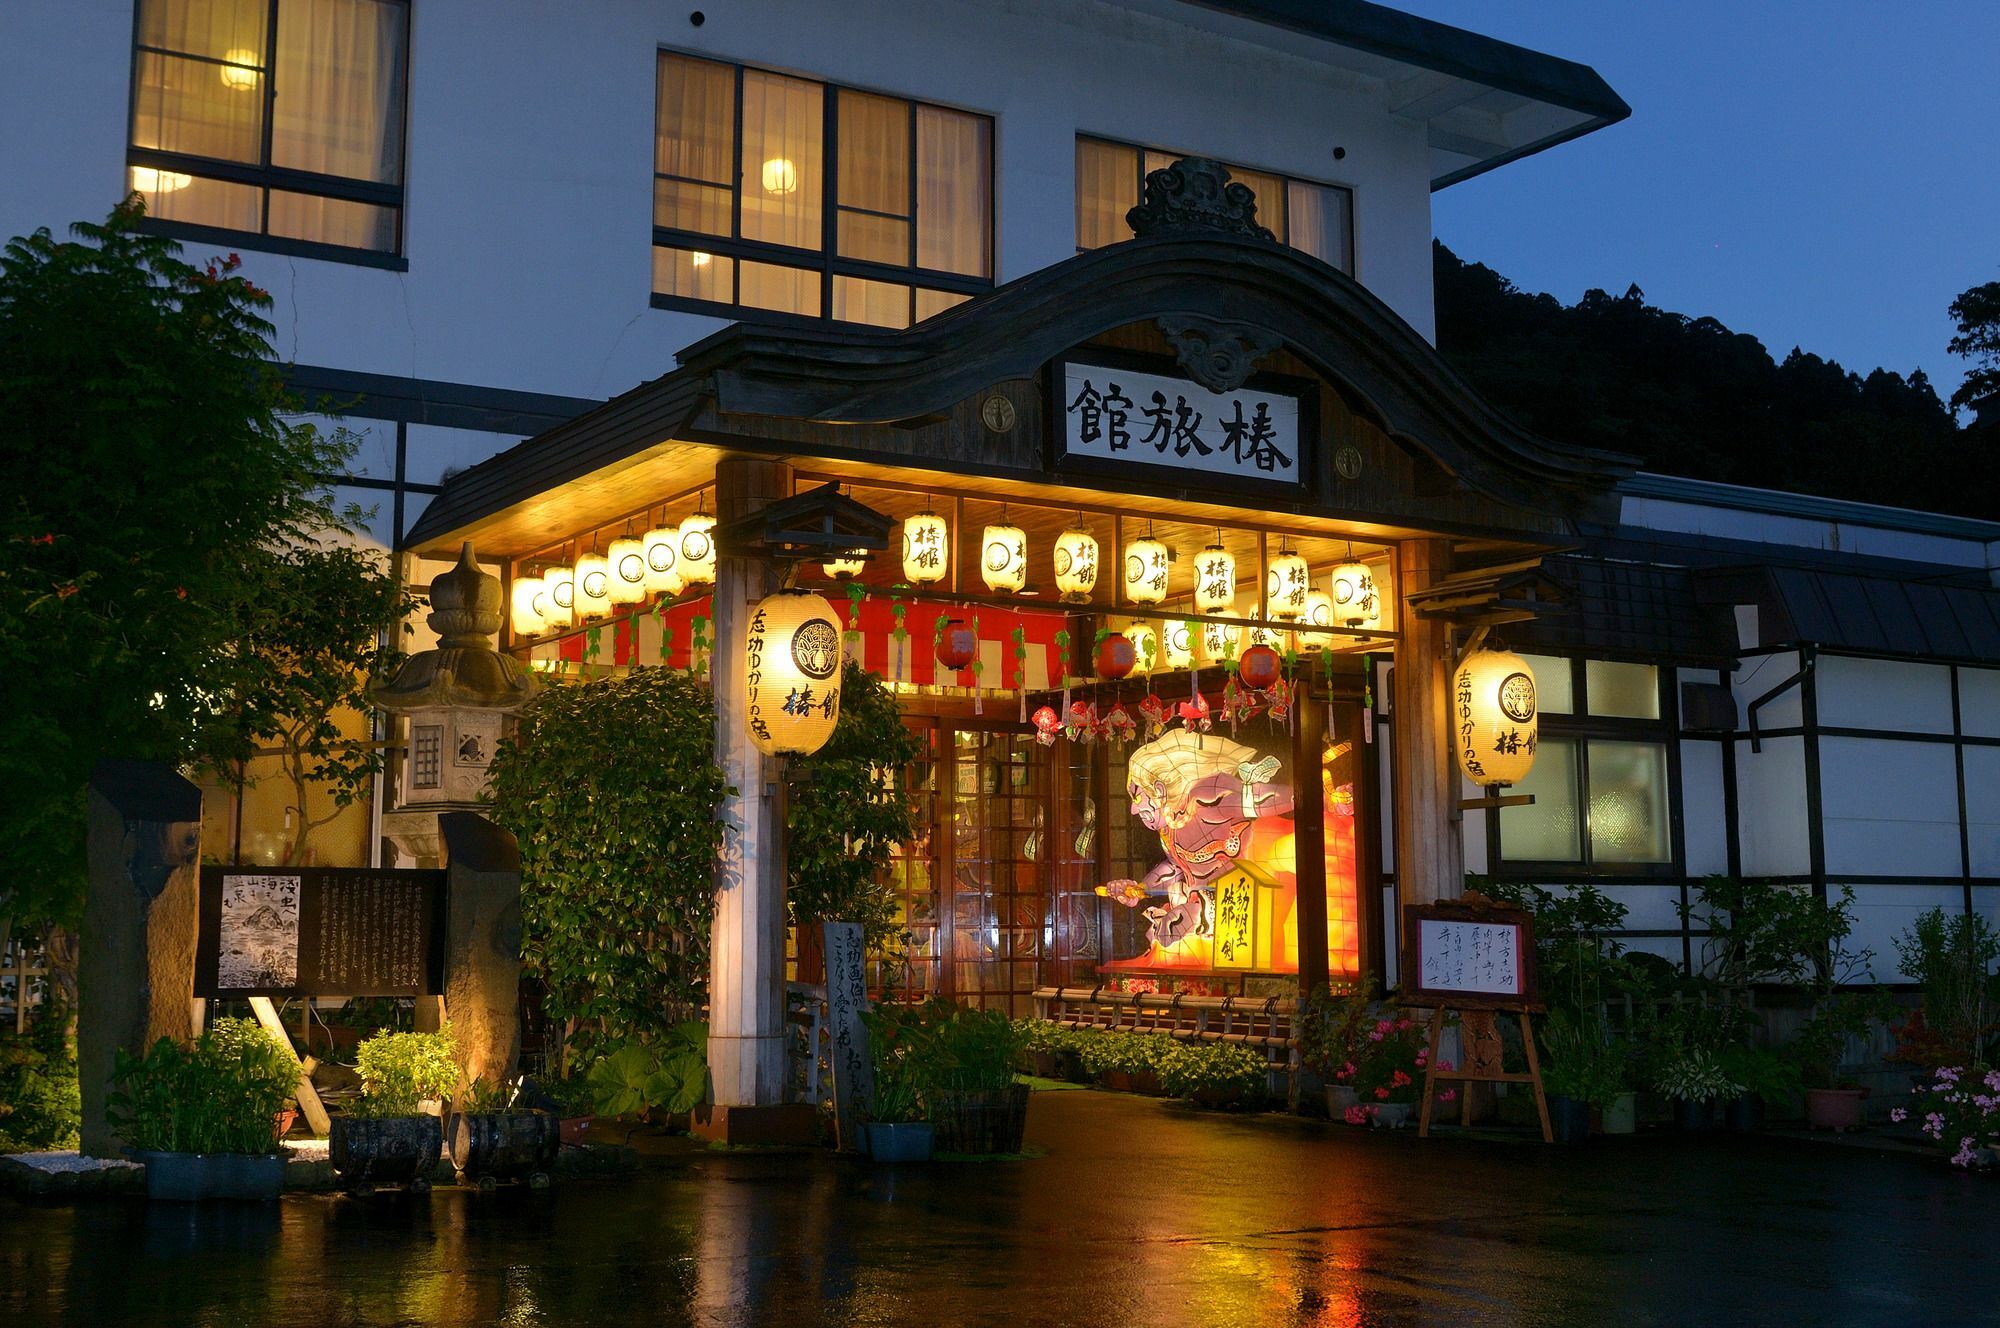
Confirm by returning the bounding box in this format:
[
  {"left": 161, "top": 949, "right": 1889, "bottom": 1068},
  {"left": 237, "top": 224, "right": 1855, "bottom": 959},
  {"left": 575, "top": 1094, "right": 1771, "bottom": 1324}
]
[{"left": 1399, "top": 900, "right": 1542, "bottom": 1010}]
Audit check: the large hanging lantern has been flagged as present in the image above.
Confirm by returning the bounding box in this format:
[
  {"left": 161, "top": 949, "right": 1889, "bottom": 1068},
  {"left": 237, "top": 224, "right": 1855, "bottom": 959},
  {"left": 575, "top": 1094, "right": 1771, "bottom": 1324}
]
[
  {"left": 1124, "top": 534, "right": 1170, "bottom": 604},
  {"left": 678, "top": 510, "right": 717, "bottom": 587},
  {"left": 982, "top": 520, "right": 1028, "bottom": 593},
  {"left": 642, "top": 525, "right": 683, "bottom": 595},
  {"left": 1095, "top": 631, "right": 1135, "bottom": 680},
  {"left": 1193, "top": 541, "right": 1236, "bottom": 615},
  {"left": 1266, "top": 549, "right": 1310, "bottom": 622},
  {"left": 544, "top": 564, "right": 576, "bottom": 629},
  {"left": 1329, "top": 561, "right": 1380, "bottom": 630},
  {"left": 1126, "top": 620, "right": 1159, "bottom": 673},
  {"left": 822, "top": 549, "right": 867, "bottom": 580},
  {"left": 745, "top": 590, "right": 844, "bottom": 757},
  {"left": 1162, "top": 619, "right": 1195, "bottom": 669},
  {"left": 1053, "top": 525, "right": 1099, "bottom": 602},
  {"left": 1453, "top": 649, "right": 1538, "bottom": 787},
  {"left": 607, "top": 535, "right": 649, "bottom": 606},
  {"left": 1201, "top": 620, "right": 1238, "bottom": 664},
  {"left": 1238, "top": 643, "right": 1282, "bottom": 691},
  {"left": 936, "top": 618, "right": 978, "bottom": 672},
  {"left": 1301, "top": 586, "right": 1335, "bottom": 650},
  {"left": 574, "top": 552, "right": 612, "bottom": 619},
  {"left": 509, "top": 575, "right": 547, "bottom": 638},
  {"left": 902, "top": 511, "right": 949, "bottom": 585}
]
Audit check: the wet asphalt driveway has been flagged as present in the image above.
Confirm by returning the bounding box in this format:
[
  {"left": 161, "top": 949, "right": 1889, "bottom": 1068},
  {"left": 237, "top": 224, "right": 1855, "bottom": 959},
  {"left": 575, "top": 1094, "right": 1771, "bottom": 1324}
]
[{"left": 5, "top": 1088, "right": 1998, "bottom": 1327}]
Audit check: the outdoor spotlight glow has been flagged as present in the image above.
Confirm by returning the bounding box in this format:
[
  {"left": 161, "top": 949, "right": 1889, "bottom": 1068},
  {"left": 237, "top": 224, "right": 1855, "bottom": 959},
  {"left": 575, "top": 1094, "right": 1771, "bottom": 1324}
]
[
  {"left": 607, "top": 535, "right": 649, "bottom": 605},
  {"left": 744, "top": 589, "right": 843, "bottom": 756},
  {"left": 509, "top": 575, "right": 547, "bottom": 637},
  {"left": 1053, "top": 526, "right": 1099, "bottom": 602},
  {"left": 981, "top": 522, "right": 1028, "bottom": 593},
  {"left": 1266, "top": 549, "right": 1310, "bottom": 621},
  {"left": 543, "top": 564, "right": 576, "bottom": 629},
  {"left": 1193, "top": 542, "right": 1236, "bottom": 615},
  {"left": 678, "top": 511, "right": 716, "bottom": 586},
  {"left": 1452, "top": 648, "right": 1538, "bottom": 787},
  {"left": 642, "top": 525, "right": 683, "bottom": 595},
  {"left": 574, "top": 552, "right": 612, "bottom": 619},
  {"left": 761, "top": 156, "right": 798, "bottom": 195},
  {"left": 1329, "top": 561, "right": 1380, "bottom": 630},
  {"left": 902, "top": 511, "right": 948, "bottom": 584},
  {"left": 1123, "top": 535, "right": 1170, "bottom": 604}
]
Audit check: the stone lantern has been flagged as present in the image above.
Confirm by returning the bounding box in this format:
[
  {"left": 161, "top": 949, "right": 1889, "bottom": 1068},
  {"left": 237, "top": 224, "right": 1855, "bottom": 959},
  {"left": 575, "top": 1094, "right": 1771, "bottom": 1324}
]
[{"left": 372, "top": 541, "right": 539, "bottom": 867}]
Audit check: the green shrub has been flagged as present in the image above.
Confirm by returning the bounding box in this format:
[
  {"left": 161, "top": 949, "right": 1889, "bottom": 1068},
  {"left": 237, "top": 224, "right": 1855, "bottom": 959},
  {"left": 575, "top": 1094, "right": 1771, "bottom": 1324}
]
[
  {"left": 1156, "top": 1041, "right": 1267, "bottom": 1100},
  {"left": 1894, "top": 907, "right": 2000, "bottom": 1066},
  {"left": 351, "top": 1029, "right": 458, "bottom": 1117},
  {"left": 1075, "top": 1029, "right": 1162, "bottom": 1078},
  {"left": 109, "top": 1017, "right": 297, "bottom": 1154},
  {"left": 583, "top": 1023, "right": 709, "bottom": 1119},
  {"left": 1297, "top": 978, "right": 1376, "bottom": 1080},
  {"left": 0, "top": 1004, "right": 80, "bottom": 1151}
]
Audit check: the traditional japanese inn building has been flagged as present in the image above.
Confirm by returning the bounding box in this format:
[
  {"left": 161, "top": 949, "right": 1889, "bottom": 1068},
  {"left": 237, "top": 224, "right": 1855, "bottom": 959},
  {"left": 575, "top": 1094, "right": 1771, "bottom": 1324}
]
[{"left": 10, "top": 1, "right": 2000, "bottom": 1116}]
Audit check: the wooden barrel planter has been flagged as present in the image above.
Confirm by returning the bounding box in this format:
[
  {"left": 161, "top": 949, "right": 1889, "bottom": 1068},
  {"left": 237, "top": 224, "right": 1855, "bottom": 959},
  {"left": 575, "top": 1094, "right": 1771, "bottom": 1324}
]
[
  {"left": 330, "top": 1115, "right": 443, "bottom": 1195},
  {"left": 450, "top": 1111, "right": 561, "bottom": 1189},
  {"left": 931, "top": 1083, "right": 1030, "bottom": 1155}
]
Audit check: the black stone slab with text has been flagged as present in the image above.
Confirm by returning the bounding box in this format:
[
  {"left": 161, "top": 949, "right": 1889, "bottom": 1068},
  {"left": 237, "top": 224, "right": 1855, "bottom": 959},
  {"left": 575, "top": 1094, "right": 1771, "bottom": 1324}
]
[{"left": 195, "top": 865, "right": 446, "bottom": 997}]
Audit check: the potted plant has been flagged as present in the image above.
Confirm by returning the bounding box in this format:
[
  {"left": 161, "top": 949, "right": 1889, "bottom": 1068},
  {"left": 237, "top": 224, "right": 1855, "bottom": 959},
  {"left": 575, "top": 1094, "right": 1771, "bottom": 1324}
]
[
  {"left": 1078, "top": 1029, "right": 1161, "bottom": 1095},
  {"left": 586, "top": 1023, "right": 710, "bottom": 1133},
  {"left": 449, "top": 1078, "right": 561, "bottom": 1189},
  {"left": 1890, "top": 908, "right": 2000, "bottom": 1074},
  {"left": 1653, "top": 1048, "right": 1739, "bottom": 1132},
  {"left": 1541, "top": 1010, "right": 1619, "bottom": 1144},
  {"left": 1792, "top": 993, "right": 1887, "bottom": 1131},
  {"left": 1715, "top": 1043, "right": 1800, "bottom": 1133},
  {"left": 921, "top": 1000, "right": 1029, "bottom": 1154},
  {"left": 1351, "top": 1012, "right": 1426, "bottom": 1128},
  {"left": 332, "top": 1028, "right": 458, "bottom": 1195},
  {"left": 1298, "top": 979, "right": 1375, "bottom": 1119},
  {"left": 1158, "top": 1040, "right": 1267, "bottom": 1108},
  {"left": 862, "top": 1004, "right": 936, "bottom": 1162},
  {"left": 108, "top": 1017, "right": 299, "bottom": 1202}
]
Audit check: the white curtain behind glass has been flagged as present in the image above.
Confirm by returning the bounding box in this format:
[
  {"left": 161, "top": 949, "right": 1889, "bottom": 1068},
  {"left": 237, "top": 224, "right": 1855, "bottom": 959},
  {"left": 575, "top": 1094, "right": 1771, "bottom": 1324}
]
[
  {"left": 916, "top": 108, "right": 989, "bottom": 277},
  {"left": 740, "top": 71, "right": 823, "bottom": 251},
  {"left": 1074, "top": 139, "right": 1134, "bottom": 250},
  {"left": 273, "top": 0, "right": 405, "bottom": 184}
]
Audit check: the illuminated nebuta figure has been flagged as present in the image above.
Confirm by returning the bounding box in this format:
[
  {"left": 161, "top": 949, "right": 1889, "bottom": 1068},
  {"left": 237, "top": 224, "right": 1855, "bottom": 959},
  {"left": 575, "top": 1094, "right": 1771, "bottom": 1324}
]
[{"left": 1100, "top": 728, "right": 1296, "bottom": 970}]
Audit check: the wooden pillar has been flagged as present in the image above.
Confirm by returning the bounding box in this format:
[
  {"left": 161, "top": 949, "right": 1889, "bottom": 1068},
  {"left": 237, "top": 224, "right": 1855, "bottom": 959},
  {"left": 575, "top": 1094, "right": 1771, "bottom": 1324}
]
[
  {"left": 707, "top": 457, "right": 792, "bottom": 1111},
  {"left": 78, "top": 759, "right": 202, "bottom": 1157},
  {"left": 1392, "top": 540, "right": 1464, "bottom": 909}
]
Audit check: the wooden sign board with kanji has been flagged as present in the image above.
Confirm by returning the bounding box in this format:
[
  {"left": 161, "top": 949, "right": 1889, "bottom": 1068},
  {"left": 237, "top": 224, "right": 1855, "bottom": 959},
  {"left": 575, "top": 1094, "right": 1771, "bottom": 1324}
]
[
  {"left": 1401, "top": 898, "right": 1551, "bottom": 1143},
  {"left": 821, "top": 921, "right": 876, "bottom": 1154}
]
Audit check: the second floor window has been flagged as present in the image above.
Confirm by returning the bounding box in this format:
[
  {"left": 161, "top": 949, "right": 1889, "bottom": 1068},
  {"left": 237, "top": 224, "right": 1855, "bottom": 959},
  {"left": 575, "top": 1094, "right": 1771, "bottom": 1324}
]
[
  {"left": 653, "top": 53, "right": 993, "bottom": 327},
  {"left": 1076, "top": 137, "right": 1353, "bottom": 273},
  {"left": 127, "top": 0, "right": 408, "bottom": 260}
]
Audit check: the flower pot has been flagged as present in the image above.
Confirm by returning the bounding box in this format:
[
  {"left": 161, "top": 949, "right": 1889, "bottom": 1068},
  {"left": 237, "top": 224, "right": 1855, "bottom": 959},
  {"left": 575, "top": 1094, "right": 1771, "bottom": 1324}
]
[
  {"left": 330, "top": 1114, "right": 444, "bottom": 1193},
  {"left": 1128, "top": 1070, "right": 1162, "bottom": 1096},
  {"left": 1031, "top": 1050, "right": 1061, "bottom": 1080},
  {"left": 1101, "top": 1070, "right": 1131, "bottom": 1092},
  {"left": 1671, "top": 1098, "right": 1720, "bottom": 1133},
  {"left": 273, "top": 1107, "right": 300, "bottom": 1143},
  {"left": 137, "top": 1151, "right": 285, "bottom": 1202},
  {"left": 1548, "top": 1093, "right": 1592, "bottom": 1144},
  {"left": 1370, "top": 1102, "right": 1414, "bottom": 1129},
  {"left": 1804, "top": 1087, "right": 1868, "bottom": 1132},
  {"left": 931, "top": 1083, "right": 1030, "bottom": 1155},
  {"left": 865, "top": 1121, "right": 935, "bottom": 1163},
  {"left": 1725, "top": 1092, "right": 1765, "bottom": 1134},
  {"left": 1326, "top": 1085, "right": 1360, "bottom": 1118},
  {"left": 1601, "top": 1092, "right": 1637, "bottom": 1136},
  {"left": 559, "top": 1115, "right": 594, "bottom": 1147},
  {"left": 451, "top": 1110, "right": 561, "bottom": 1188}
]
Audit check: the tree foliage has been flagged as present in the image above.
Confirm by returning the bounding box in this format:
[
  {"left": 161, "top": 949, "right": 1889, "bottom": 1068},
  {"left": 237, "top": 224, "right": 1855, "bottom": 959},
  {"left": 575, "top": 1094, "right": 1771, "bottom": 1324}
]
[
  {"left": 486, "top": 667, "right": 729, "bottom": 1056},
  {"left": 1947, "top": 279, "right": 2000, "bottom": 417},
  {"left": 0, "top": 202, "right": 398, "bottom": 925},
  {"left": 1433, "top": 242, "right": 1994, "bottom": 519}
]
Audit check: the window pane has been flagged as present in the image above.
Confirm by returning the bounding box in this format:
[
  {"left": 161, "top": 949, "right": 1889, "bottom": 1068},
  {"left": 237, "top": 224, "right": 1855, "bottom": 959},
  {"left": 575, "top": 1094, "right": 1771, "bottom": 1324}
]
[
  {"left": 838, "top": 210, "right": 910, "bottom": 265},
  {"left": 138, "top": 0, "right": 268, "bottom": 64},
  {"left": 1075, "top": 138, "right": 1136, "bottom": 250},
  {"left": 837, "top": 90, "right": 908, "bottom": 216},
  {"left": 656, "top": 54, "right": 735, "bottom": 185},
  {"left": 740, "top": 70, "right": 822, "bottom": 250},
  {"left": 268, "top": 189, "right": 396, "bottom": 250},
  {"left": 1228, "top": 164, "right": 1285, "bottom": 237},
  {"left": 1587, "top": 740, "right": 1670, "bottom": 863},
  {"left": 915, "top": 287, "right": 969, "bottom": 321},
  {"left": 655, "top": 178, "right": 733, "bottom": 235},
  {"left": 1499, "top": 737, "right": 1581, "bottom": 861},
  {"left": 833, "top": 275, "right": 911, "bottom": 328},
  {"left": 739, "top": 259, "right": 820, "bottom": 316},
  {"left": 1516, "top": 654, "right": 1574, "bottom": 714},
  {"left": 652, "top": 245, "right": 735, "bottom": 303},
  {"left": 131, "top": 168, "right": 261, "bottom": 231},
  {"left": 1586, "top": 660, "right": 1660, "bottom": 720},
  {"left": 271, "top": 0, "right": 407, "bottom": 184},
  {"left": 1287, "top": 180, "right": 1352, "bottom": 273},
  {"left": 132, "top": 50, "right": 265, "bottom": 162},
  {"left": 916, "top": 106, "right": 989, "bottom": 277}
]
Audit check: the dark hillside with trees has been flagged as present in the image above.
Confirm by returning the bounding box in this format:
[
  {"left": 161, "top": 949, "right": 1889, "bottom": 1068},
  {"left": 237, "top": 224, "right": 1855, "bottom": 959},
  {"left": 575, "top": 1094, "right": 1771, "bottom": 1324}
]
[{"left": 1433, "top": 241, "right": 1999, "bottom": 521}]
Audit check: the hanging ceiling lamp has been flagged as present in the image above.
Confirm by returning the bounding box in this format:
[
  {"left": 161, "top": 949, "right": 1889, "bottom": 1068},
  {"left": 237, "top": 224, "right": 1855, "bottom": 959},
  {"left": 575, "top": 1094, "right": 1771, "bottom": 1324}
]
[
  {"left": 1329, "top": 555, "right": 1380, "bottom": 631},
  {"left": 745, "top": 589, "right": 844, "bottom": 757},
  {"left": 678, "top": 494, "right": 716, "bottom": 588},
  {"left": 822, "top": 549, "right": 867, "bottom": 580},
  {"left": 1053, "top": 520, "right": 1099, "bottom": 603},
  {"left": 1453, "top": 648, "right": 1538, "bottom": 787},
  {"left": 902, "top": 506, "right": 949, "bottom": 585},
  {"left": 1267, "top": 547, "right": 1310, "bottom": 622},
  {"left": 1123, "top": 525, "right": 1170, "bottom": 605},
  {"left": 543, "top": 562, "right": 576, "bottom": 630},
  {"left": 509, "top": 572, "right": 547, "bottom": 638},
  {"left": 642, "top": 521, "right": 683, "bottom": 595},
  {"left": 1193, "top": 532, "right": 1235, "bottom": 616},
  {"left": 607, "top": 529, "right": 649, "bottom": 607}
]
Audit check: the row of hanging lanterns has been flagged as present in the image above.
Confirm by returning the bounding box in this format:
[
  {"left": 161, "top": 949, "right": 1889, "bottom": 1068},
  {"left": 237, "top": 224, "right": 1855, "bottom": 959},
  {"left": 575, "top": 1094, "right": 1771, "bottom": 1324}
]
[{"left": 508, "top": 499, "right": 717, "bottom": 637}]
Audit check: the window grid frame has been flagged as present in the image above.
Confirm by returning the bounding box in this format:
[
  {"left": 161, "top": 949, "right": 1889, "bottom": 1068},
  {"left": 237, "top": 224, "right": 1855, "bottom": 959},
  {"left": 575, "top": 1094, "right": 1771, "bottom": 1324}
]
[{"left": 651, "top": 50, "right": 996, "bottom": 328}]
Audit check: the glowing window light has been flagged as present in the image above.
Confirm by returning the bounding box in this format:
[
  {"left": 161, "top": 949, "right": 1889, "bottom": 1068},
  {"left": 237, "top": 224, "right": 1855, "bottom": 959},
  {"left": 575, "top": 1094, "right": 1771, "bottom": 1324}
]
[
  {"left": 761, "top": 157, "right": 798, "bottom": 195},
  {"left": 219, "top": 49, "right": 260, "bottom": 90},
  {"left": 131, "top": 166, "right": 192, "bottom": 194}
]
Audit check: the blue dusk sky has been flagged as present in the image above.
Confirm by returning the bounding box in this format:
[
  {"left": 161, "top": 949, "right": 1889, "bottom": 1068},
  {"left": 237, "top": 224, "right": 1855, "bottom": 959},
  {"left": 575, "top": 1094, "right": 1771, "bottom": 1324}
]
[{"left": 1404, "top": 1, "right": 2000, "bottom": 412}]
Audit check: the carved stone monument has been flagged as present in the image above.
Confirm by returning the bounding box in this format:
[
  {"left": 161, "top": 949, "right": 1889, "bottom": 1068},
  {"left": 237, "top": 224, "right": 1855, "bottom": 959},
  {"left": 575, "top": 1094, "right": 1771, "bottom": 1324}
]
[{"left": 436, "top": 811, "right": 525, "bottom": 1087}]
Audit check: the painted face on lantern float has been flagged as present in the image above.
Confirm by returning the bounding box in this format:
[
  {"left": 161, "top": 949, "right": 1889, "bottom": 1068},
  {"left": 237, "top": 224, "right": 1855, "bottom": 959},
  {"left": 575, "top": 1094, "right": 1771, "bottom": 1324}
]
[{"left": 1124, "top": 730, "right": 1295, "bottom": 886}]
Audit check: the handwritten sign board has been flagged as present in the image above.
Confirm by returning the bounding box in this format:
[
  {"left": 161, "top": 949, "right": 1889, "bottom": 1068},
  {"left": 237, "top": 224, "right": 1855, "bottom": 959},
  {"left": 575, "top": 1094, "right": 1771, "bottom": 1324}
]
[
  {"left": 1054, "top": 356, "right": 1310, "bottom": 492},
  {"left": 195, "top": 866, "right": 446, "bottom": 998},
  {"left": 821, "top": 921, "right": 876, "bottom": 1154},
  {"left": 1400, "top": 901, "right": 1539, "bottom": 1010}
]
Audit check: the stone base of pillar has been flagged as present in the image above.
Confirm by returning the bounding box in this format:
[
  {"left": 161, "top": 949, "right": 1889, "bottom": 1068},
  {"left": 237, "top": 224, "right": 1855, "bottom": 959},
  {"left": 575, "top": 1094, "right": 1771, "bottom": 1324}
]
[{"left": 690, "top": 1102, "right": 820, "bottom": 1147}]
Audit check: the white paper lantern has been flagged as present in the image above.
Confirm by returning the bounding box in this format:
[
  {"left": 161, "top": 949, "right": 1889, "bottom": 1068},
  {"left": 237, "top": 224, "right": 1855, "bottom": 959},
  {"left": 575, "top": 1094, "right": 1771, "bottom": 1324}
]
[
  {"left": 1266, "top": 550, "right": 1310, "bottom": 622},
  {"left": 902, "top": 511, "right": 949, "bottom": 585},
  {"left": 1329, "top": 561, "right": 1381, "bottom": 630},
  {"left": 607, "top": 536, "right": 649, "bottom": 606},
  {"left": 1301, "top": 586, "right": 1335, "bottom": 649},
  {"left": 678, "top": 512, "right": 717, "bottom": 587},
  {"left": 642, "top": 525, "right": 683, "bottom": 595},
  {"left": 822, "top": 550, "right": 867, "bottom": 580},
  {"left": 1162, "top": 618, "right": 1195, "bottom": 669},
  {"left": 509, "top": 575, "right": 547, "bottom": 638},
  {"left": 1126, "top": 621, "right": 1159, "bottom": 673},
  {"left": 544, "top": 564, "right": 576, "bottom": 629},
  {"left": 574, "top": 552, "right": 612, "bottom": 619},
  {"left": 1453, "top": 649, "right": 1539, "bottom": 787},
  {"left": 1201, "top": 619, "right": 1239, "bottom": 664},
  {"left": 1053, "top": 526, "right": 1099, "bottom": 603},
  {"left": 982, "top": 522, "right": 1028, "bottom": 593},
  {"left": 745, "top": 589, "right": 844, "bottom": 757},
  {"left": 1247, "top": 623, "right": 1294, "bottom": 654},
  {"left": 1123, "top": 535, "right": 1171, "bottom": 604},
  {"left": 1193, "top": 542, "right": 1236, "bottom": 615}
]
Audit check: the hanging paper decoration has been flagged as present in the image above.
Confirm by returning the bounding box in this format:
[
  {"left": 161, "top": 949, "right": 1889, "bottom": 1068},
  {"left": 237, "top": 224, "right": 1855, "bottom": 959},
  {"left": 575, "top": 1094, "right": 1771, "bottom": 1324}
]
[
  {"left": 1193, "top": 541, "right": 1236, "bottom": 614},
  {"left": 509, "top": 575, "right": 546, "bottom": 638},
  {"left": 607, "top": 535, "right": 649, "bottom": 606},
  {"left": 1137, "top": 694, "right": 1170, "bottom": 738},
  {"left": 1013, "top": 625, "right": 1029, "bottom": 722},
  {"left": 1222, "top": 677, "right": 1255, "bottom": 726},
  {"left": 1266, "top": 549, "right": 1310, "bottom": 621},
  {"left": 1453, "top": 649, "right": 1539, "bottom": 786},
  {"left": 1095, "top": 630, "right": 1135, "bottom": 680},
  {"left": 574, "top": 552, "right": 612, "bottom": 619},
  {"left": 902, "top": 511, "right": 949, "bottom": 584},
  {"left": 982, "top": 520, "right": 1028, "bottom": 592},
  {"left": 1176, "top": 693, "right": 1212, "bottom": 732},
  {"left": 1031, "top": 705, "right": 1062, "bottom": 746},
  {"left": 936, "top": 617, "right": 977, "bottom": 672},
  {"left": 642, "top": 525, "right": 683, "bottom": 595},
  {"left": 1103, "top": 703, "right": 1137, "bottom": 743},
  {"left": 1054, "top": 525, "right": 1099, "bottom": 602},
  {"left": 544, "top": 564, "right": 576, "bottom": 629},
  {"left": 743, "top": 589, "right": 843, "bottom": 756},
  {"left": 1238, "top": 643, "right": 1283, "bottom": 691},
  {"left": 1064, "top": 700, "right": 1100, "bottom": 743},
  {"left": 1123, "top": 534, "right": 1170, "bottom": 604},
  {"left": 1330, "top": 561, "right": 1380, "bottom": 630},
  {"left": 1266, "top": 676, "right": 1294, "bottom": 725},
  {"left": 1162, "top": 618, "right": 1194, "bottom": 670},
  {"left": 678, "top": 510, "right": 717, "bottom": 587}
]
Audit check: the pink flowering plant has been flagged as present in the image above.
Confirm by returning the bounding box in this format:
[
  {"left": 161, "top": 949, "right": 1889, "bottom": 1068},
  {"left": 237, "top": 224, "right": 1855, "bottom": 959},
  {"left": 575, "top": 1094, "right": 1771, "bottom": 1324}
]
[
  {"left": 1349, "top": 1013, "right": 1432, "bottom": 1106},
  {"left": 1893, "top": 1065, "right": 2000, "bottom": 1168}
]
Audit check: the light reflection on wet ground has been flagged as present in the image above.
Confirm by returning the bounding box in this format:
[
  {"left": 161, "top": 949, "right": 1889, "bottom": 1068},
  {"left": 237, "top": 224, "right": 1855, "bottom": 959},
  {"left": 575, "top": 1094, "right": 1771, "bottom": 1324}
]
[{"left": 6, "top": 1090, "right": 2000, "bottom": 1327}]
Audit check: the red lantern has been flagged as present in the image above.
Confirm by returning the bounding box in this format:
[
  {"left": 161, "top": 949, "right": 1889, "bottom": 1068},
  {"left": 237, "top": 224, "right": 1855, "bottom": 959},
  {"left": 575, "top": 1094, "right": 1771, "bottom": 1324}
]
[
  {"left": 1238, "top": 643, "right": 1282, "bottom": 691},
  {"left": 1095, "top": 631, "right": 1135, "bottom": 680},
  {"left": 936, "top": 618, "right": 978, "bottom": 672}
]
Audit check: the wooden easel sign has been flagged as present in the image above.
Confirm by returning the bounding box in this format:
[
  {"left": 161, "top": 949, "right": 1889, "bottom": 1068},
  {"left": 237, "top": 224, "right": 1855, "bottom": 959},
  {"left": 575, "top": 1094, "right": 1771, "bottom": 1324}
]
[{"left": 1400, "top": 899, "right": 1551, "bottom": 1143}]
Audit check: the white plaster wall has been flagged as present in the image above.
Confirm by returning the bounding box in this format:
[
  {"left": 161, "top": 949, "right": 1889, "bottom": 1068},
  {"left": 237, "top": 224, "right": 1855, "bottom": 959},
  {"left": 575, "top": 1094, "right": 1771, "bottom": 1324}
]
[
  {"left": 1732, "top": 651, "right": 1802, "bottom": 729},
  {"left": 1733, "top": 735, "right": 1811, "bottom": 877},
  {"left": 1815, "top": 657, "right": 1954, "bottom": 735},
  {"left": 1678, "top": 738, "right": 1729, "bottom": 876},
  {"left": 1818, "top": 736, "right": 1962, "bottom": 878}
]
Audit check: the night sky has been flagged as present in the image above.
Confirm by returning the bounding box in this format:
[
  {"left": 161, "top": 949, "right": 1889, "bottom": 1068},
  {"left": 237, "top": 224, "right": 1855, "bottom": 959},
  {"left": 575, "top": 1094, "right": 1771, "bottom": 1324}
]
[{"left": 1402, "top": 1, "right": 1999, "bottom": 411}]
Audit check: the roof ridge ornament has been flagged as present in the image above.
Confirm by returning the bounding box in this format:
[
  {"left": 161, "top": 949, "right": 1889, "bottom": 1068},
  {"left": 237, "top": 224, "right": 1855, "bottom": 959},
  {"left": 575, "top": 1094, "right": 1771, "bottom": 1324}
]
[{"left": 1126, "top": 157, "right": 1276, "bottom": 242}]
